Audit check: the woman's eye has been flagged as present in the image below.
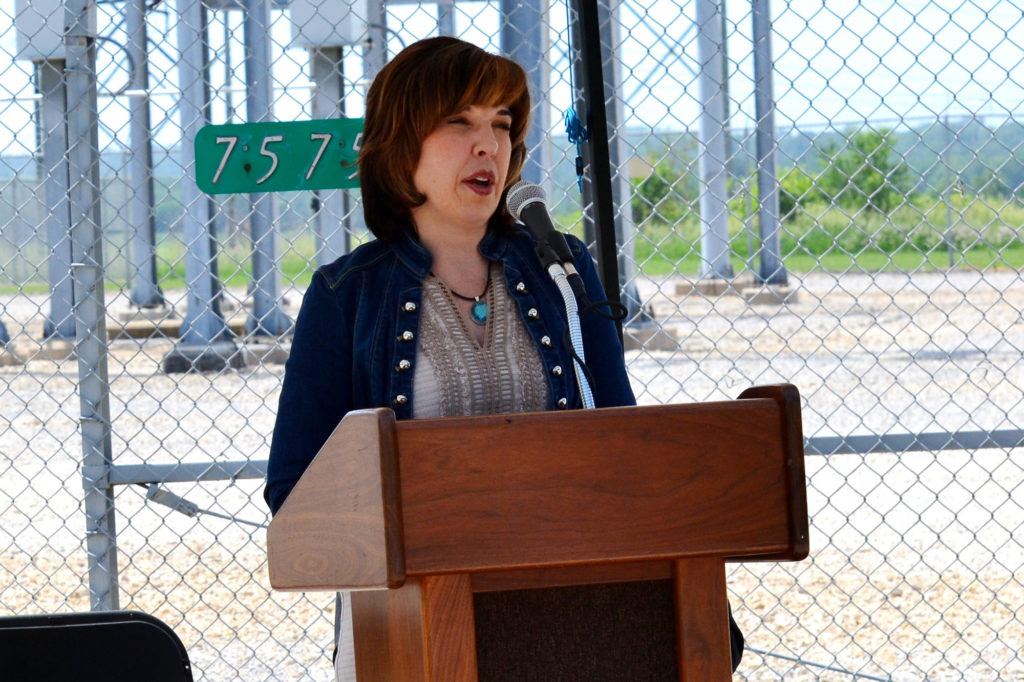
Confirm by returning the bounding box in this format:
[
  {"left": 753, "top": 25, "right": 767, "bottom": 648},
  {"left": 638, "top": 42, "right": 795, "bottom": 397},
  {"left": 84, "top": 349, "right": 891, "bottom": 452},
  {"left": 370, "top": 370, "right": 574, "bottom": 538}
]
[
  {"left": 447, "top": 117, "right": 469, "bottom": 126},
  {"left": 494, "top": 121, "right": 512, "bottom": 131}
]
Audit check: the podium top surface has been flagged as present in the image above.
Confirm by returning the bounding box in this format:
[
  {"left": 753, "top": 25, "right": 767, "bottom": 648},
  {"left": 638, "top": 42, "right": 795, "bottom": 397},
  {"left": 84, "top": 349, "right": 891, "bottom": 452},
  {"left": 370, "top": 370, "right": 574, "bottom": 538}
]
[{"left": 268, "top": 385, "right": 808, "bottom": 591}]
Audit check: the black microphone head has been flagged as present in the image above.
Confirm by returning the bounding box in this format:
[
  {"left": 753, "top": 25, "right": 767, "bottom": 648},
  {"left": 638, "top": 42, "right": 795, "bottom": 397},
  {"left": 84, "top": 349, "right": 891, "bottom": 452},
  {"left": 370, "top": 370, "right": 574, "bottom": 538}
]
[{"left": 506, "top": 180, "right": 546, "bottom": 221}]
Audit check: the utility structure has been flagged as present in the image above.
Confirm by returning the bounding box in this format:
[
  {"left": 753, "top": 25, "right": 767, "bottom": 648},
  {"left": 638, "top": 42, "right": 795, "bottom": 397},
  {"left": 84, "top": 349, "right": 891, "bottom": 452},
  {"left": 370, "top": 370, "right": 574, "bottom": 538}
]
[
  {"left": 12, "top": 0, "right": 785, "bottom": 371},
  {"left": 14, "top": 0, "right": 79, "bottom": 341},
  {"left": 15, "top": 0, "right": 167, "bottom": 345},
  {"left": 290, "top": 0, "right": 370, "bottom": 266},
  {"left": 124, "top": 0, "right": 166, "bottom": 309},
  {"left": 163, "top": 0, "right": 240, "bottom": 372},
  {"left": 699, "top": 0, "right": 784, "bottom": 287}
]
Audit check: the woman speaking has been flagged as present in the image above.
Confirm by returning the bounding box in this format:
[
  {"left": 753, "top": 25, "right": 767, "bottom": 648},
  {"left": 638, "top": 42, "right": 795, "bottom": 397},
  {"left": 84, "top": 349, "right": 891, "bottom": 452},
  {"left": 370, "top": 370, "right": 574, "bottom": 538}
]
[{"left": 264, "top": 36, "right": 740, "bottom": 680}]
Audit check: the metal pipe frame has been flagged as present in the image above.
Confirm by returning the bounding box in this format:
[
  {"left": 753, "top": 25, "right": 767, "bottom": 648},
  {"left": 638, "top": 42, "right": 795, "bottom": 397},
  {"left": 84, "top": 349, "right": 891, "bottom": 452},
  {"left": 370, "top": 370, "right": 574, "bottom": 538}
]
[
  {"left": 97, "top": 428, "right": 1024, "bottom": 491},
  {"left": 66, "top": 0, "right": 120, "bottom": 611}
]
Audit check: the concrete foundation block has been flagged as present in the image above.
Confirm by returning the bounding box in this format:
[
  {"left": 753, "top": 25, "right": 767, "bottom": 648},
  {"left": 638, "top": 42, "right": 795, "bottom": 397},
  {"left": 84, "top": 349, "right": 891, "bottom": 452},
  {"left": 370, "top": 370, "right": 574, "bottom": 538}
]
[
  {"left": 35, "top": 339, "right": 76, "bottom": 361},
  {"left": 741, "top": 284, "right": 800, "bottom": 305},
  {"left": 622, "top": 323, "right": 680, "bottom": 352},
  {"left": 674, "top": 275, "right": 757, "bottom": 297},
  {"left": 162, "top": 342, "right": 249, "bottom": 373},
  {"left": 0, "top": 346, "right": 25, "bottom": 366},
  {"left": 242, "top": 341, "right": 290, "bottom": 365}
]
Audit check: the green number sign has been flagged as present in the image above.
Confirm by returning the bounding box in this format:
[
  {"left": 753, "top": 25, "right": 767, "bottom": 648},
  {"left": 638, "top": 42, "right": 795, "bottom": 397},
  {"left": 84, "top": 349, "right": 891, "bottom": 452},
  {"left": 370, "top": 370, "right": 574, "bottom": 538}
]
[{"left": 194, "top": 118, "right": 364, "bottom": 195}]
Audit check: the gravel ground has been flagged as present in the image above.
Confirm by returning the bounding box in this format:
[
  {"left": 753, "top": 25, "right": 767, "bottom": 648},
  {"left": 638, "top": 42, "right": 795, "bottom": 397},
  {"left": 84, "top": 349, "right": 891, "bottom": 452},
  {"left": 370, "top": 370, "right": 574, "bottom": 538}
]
[{"left": 2, "top": 269, "right": 1023, "bottom": 680}]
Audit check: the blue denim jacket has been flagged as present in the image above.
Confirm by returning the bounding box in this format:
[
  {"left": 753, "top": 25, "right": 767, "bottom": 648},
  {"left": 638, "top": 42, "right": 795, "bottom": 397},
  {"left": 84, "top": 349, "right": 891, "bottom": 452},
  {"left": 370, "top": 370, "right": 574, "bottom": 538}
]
[{"left": 264, "top": 225, "right": 635, "bottom": 514}]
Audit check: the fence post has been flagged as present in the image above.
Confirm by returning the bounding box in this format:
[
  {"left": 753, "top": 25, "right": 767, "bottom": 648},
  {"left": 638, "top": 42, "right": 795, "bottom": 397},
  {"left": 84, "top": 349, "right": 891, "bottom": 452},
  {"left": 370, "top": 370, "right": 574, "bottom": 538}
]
[{"left": 65, "top": 0, "right": 120, "bottom": 611}]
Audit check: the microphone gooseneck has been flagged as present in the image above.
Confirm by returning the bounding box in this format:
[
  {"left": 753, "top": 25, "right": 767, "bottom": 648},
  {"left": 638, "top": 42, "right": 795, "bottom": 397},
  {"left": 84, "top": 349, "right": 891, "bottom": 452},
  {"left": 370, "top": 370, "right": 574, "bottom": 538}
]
[{"left": 506, "top": 180, "right": 595, "bottom": 409}]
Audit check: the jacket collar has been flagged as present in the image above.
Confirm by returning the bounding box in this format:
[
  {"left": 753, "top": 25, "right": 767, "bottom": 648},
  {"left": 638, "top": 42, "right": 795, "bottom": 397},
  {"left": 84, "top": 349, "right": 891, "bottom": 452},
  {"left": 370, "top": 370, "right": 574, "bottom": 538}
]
[{"left": 392, "top": 225, "right": 515, "bottom": 278}]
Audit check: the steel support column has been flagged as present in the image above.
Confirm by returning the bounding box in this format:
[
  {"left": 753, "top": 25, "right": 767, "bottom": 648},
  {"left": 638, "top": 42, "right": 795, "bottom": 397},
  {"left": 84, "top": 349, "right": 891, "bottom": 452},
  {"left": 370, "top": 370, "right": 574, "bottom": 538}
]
[
  {"left": 166, "top": 0, "right": 238, "bottom": 371},
  {"left": 310, "top": 47, "right": 353, "bottom": 267},
  {"left": 500, "top": 0, "right": 549, "bottom": 186},
  {"left": 753, "top": 0, "right": 785, "bottom": 284},
  {"left": 243, "top": 0, "right": 290, "bottom": 337},
  {"left": 696, "top": 0, "right": 733, "bottom": 279},
  {"left": 125, "top": 0, "right": 165, "bottom": 307},
  {"left": 38, "top": 59, "right": 76, "bottom": 340}
]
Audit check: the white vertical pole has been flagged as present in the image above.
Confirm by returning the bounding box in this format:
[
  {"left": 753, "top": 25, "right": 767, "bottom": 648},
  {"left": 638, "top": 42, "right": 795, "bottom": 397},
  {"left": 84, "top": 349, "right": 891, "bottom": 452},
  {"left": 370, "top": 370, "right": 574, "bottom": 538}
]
[{"left": 696, "top": 0, "right": 733, "bottom": 279}]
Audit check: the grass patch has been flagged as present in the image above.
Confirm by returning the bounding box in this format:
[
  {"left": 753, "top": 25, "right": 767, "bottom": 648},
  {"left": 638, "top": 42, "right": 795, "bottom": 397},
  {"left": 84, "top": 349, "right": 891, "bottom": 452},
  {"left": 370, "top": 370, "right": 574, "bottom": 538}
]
[
  {"left": 631, "top": 197, "right": 1024, "bottom": 276},
  {"left": 153, "top": 231, "right": 324, "bottom": 290},
  {"left": 2, "top": 197, "right": 1022, "bottom": 294},
  {"left": 633, "top": 235, "right": 1024, "bottom": 277}
]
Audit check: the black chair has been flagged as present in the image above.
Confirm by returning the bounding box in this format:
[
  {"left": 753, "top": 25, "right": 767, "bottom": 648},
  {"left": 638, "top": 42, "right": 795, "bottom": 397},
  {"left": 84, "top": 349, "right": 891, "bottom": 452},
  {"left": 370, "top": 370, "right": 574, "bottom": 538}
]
[{"left": 0, "top": 610, "right": 193, "bottom": 681}]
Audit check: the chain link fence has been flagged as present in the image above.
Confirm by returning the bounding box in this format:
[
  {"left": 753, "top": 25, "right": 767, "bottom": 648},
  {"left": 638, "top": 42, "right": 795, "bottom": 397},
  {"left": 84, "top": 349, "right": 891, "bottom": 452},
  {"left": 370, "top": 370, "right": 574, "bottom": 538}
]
[{"left": 1, "top": 0, "right": 1022, "bottom": 679}]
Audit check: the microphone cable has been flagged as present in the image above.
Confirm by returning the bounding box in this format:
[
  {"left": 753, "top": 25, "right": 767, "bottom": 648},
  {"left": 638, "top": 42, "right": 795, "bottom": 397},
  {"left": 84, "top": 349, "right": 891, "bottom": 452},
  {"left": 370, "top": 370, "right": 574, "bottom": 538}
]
[{"left": 556, "top": 282, "right": 629, "bottom": 411}]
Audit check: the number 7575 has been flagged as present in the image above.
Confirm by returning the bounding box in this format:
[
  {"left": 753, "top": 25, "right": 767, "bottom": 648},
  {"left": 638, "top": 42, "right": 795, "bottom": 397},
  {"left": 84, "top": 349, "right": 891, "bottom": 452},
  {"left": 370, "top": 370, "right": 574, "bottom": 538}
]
[{"left": 209, "top": 131, "right": 362, "bottom": 186}]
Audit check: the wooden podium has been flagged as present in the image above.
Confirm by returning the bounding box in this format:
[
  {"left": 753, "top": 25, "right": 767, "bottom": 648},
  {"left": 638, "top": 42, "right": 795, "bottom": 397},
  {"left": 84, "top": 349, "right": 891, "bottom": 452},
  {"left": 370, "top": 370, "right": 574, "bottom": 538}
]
[{"left": 267, "top": 384, "right": 808, "bottom": 681}]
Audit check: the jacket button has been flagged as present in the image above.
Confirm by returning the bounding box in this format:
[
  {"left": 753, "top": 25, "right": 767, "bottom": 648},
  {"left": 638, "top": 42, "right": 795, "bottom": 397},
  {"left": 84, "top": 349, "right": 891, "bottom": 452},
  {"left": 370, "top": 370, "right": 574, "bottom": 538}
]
[
  {"left": 515, "top": 281, "right": 527, "bottom": 293},
  {"left": 551, "top": 365, "right": 563, "bottom": 377},
  {"left": 400, "top": 330, "right": 415, "bottom": 342},
  {"left": 394, "top": 394, "right": 408, "bottom": 405},
  {"left": 527, "top": 308, "right": 539, "bottom": 319},
  {"left": 403, "top": 301, "right": 417, "bottom": 312},
  {"left": 540, "top": 335, "right": 552, "bottom": 347},
  {"left": 557, "top": 398, "right": 568, "bottom": 409},
  {"left": 397, "top": 359, "right": 411, "bottom": 371}
]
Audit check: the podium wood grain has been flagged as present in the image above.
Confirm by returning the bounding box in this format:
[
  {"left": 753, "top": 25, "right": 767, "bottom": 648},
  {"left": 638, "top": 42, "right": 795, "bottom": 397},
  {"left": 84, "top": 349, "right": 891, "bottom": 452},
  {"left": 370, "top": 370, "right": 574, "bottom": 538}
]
[
  {"left": 266, "top": 408, "right": 405, "bottom": 590},
  {"left": 351, "top": 574, "right": 476, "bottom": 682},
  {"left": 267, "top": 384, "right": 809, "bottom": 681}
]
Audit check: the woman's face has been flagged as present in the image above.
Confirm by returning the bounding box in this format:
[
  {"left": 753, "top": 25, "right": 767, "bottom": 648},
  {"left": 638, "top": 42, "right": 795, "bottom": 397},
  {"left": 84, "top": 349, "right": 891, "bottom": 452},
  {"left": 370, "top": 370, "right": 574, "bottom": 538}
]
[{"left": 411, "top": 104, "right": 513, "bottom": 235}]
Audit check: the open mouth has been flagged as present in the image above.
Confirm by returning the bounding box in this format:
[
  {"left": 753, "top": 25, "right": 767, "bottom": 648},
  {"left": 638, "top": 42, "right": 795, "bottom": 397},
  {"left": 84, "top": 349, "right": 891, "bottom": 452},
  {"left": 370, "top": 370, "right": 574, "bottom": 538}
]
[{"left": 464, "top": 171, "right": 496, "bottom": 193}]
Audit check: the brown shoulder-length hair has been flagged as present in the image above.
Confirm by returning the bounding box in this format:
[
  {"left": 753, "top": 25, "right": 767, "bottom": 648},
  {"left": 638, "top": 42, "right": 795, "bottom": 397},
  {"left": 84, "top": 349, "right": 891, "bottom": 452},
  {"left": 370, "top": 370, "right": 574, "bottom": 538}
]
[{"left": 358, "top": 36, "right": 531, "bottom": 241}]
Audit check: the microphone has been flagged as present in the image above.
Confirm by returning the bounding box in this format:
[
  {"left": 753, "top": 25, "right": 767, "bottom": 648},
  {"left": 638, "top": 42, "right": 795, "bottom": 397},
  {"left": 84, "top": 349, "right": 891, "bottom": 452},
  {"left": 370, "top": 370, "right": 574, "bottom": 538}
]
[{"left": 506, "top": 180, "right": 587, "bottom": 300}]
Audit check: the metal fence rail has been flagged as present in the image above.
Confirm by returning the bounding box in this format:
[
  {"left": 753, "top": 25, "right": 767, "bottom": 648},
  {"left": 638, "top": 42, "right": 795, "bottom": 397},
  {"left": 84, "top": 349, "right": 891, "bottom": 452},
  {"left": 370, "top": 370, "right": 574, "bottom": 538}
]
[{"left": 1, "top": 0, "right": 1022, "bottom": 679}]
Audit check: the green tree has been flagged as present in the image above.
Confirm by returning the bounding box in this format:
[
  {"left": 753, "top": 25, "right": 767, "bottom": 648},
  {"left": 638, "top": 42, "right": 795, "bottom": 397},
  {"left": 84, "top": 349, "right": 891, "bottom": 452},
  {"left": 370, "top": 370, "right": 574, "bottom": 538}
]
[
  {"left": 779, "top": 167, "right": 824, "bottom": 220},
  {"left": 818, "top": 127, "right": 910, "bottom": 214},
  {"left": 631, "top": 159, "right": 698, "bottom": 225}
]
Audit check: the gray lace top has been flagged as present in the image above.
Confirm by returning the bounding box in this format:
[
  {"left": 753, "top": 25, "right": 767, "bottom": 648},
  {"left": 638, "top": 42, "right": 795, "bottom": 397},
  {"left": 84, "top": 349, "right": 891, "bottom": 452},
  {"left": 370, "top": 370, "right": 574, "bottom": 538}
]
[{"left": 412, "top": 263, "right": 550, "bottom": 418}]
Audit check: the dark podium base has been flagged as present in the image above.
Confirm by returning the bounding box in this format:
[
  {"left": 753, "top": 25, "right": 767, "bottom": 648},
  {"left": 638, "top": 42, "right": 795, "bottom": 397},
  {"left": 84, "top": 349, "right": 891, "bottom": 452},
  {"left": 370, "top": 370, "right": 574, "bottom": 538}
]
[{"left": 475, "top": 580, "right": 679, "bottom": 682}]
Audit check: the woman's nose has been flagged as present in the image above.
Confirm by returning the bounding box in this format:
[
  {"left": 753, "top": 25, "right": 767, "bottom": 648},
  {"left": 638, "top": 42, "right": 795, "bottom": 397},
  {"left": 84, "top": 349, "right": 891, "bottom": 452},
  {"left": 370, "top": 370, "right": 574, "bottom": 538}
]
[{"left": 473, "top": 126, "right": 499, "bottom": 156}]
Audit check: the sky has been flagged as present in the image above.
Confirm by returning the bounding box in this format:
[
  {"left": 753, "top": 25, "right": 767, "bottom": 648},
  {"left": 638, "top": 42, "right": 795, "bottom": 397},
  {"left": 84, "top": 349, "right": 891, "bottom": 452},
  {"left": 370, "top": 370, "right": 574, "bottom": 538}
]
[{"left": 0, "top": 0, "right": 1021, "bottom": 157}]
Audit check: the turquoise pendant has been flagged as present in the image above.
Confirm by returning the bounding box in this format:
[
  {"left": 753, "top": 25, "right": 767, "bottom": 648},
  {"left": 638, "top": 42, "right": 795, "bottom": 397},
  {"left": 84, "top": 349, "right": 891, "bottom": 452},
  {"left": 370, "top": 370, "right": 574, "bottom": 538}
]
[{"left": 470, "top": 301, "right": 488, "bottom": 325}]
